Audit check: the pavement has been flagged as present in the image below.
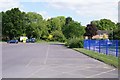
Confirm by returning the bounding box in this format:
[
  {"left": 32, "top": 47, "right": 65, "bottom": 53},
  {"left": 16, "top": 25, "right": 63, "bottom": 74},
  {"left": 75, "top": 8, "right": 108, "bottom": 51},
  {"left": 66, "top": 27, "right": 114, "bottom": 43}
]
[{"left": 2, "top": 43, "right": 118, "bottom": 78}]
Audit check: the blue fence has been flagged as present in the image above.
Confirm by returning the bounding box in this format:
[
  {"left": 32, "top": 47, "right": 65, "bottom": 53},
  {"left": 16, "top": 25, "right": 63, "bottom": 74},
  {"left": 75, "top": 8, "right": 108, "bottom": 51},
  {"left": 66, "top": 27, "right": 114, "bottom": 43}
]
[{"left": 84, "top": 40, "right": 120, "bottom": 57}]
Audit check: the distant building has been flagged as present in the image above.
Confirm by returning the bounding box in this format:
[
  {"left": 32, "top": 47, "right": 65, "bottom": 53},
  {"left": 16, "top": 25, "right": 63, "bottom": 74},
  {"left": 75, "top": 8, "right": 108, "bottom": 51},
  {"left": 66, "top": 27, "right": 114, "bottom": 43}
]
[
  {"left": 85, "top": 30, "right": 111, "bottom": 39},
  {"left": 92, "top": 30, "right": 111, "bottom": 39}
]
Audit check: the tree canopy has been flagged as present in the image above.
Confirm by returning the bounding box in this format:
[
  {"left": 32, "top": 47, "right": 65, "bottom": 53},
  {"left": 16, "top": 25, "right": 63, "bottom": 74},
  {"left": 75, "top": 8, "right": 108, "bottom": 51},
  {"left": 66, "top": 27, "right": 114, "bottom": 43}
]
[
  {"left": 2, "top": 8, "right": 26, "bottom": 40},
  {"left": 84, "top": 24, "right": 98, "bottom": 39},
  {"left": 1, "top": 8, "right": 119, "bottom": 41},
  {"left": 2, "top": 8, "right": 85, "bottom": 41},
  {"left": 109, "top": 23, "right": 120, "bottom": 40},
  {"left": 62, "top": 18, "right": 85, "bottom": 39},
  {"left": 91, "top": 19, "right": 117, "bottom": 30}
]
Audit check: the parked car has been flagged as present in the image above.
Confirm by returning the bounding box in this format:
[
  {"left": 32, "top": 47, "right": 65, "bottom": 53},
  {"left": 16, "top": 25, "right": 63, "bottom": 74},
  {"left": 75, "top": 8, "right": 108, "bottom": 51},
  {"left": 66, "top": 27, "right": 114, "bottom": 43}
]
[
  {"left": 26, "top": 38, "right": 35, "bottom": 43},
  {"left": 7, "top": 40, "right": 18, "bottom": 44}
]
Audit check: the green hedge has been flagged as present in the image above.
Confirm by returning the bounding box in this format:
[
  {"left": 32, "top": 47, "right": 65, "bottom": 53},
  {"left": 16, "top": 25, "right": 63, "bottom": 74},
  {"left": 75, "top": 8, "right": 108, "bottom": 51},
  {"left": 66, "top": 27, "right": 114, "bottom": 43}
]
[
  {"left": 65, "top": 38, "right": 83, "bottom": 48},
  {"left": 51, "top": 31, "right": 66, "bottom": 42}
]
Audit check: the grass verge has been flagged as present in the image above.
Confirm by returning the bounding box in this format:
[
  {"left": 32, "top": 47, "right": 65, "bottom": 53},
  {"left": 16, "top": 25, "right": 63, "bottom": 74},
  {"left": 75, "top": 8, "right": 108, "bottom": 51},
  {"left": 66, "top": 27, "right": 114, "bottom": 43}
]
[
  {"left": 0, "top": 40, "right": 5, "bottom": 42},
  {"left": 36, "top": 40, "right": 65, "bottom": 44},
  {"left": 73, "top": 48, "right": 118, "bottom": 68}
]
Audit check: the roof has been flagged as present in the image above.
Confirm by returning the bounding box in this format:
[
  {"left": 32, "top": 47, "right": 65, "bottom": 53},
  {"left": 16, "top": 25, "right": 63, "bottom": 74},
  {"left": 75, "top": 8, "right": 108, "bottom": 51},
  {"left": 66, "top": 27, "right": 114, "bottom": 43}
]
[{"left": 97, "top": 30, "right": 111, "bottom": 35}]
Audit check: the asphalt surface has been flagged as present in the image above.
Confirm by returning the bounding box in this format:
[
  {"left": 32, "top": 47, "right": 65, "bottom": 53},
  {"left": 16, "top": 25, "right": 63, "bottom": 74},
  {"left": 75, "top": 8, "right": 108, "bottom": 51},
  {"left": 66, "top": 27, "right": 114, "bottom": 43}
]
[{"left": 2, "top": 43, "right": 118, "bottom": 78}]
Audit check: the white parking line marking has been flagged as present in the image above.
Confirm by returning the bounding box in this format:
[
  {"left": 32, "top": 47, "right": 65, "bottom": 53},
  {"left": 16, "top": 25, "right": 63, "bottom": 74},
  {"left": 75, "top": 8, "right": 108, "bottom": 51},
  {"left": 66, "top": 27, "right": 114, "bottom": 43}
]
[
  {"left": 26, "top": 67, "right": 46, "bottom": 78},
  {"left": 44, "top": 45, "right": 50, "bottom": 64},
  {"left": 25, "top": 59, "right": 33, "bottom": 68},
  {"left": 86, "top": 69, "right": 116, "bottom": 78}
]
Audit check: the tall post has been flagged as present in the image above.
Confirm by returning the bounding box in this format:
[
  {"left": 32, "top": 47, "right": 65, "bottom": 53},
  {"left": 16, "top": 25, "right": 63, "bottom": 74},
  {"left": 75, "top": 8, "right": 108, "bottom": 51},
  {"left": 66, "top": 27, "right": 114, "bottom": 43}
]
[
  {"left": 116, "top": 40, "right": 118, "bottom": 57},
  {"left": 106, "top": 40, "right": 108, "bottom": 55},
  {"left": 84, "top": 40, "right": 85, "bottom": 49},
  {"left": 93, "top": 40, "right": 95, "bottom": 51},
  {"left": 99, "top": 40, "right": 101, "bottom": 53},
  {"left": 89, "top": 40, "right": 91, "bottom": 50}
]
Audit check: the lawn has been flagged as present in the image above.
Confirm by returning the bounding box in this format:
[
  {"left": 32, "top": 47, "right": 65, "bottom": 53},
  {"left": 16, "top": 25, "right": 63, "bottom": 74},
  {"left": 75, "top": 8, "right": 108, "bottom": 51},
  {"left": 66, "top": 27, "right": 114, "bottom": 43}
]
[
  {"left": 36, "top": 40, "right": 65, "bottom": 44},
  {"left": 73, "top": 48, "right": 119, "bottom": 68},
  {"left": 0, "top": 40, "right": 5, "bottom": 42}
]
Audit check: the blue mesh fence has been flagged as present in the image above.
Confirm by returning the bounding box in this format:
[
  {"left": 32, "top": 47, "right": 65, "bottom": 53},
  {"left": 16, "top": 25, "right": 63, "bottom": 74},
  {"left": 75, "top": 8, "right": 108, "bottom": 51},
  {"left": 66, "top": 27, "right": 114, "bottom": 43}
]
[{"left": 84, "top": 40, "right": 120, "bottom": 57}]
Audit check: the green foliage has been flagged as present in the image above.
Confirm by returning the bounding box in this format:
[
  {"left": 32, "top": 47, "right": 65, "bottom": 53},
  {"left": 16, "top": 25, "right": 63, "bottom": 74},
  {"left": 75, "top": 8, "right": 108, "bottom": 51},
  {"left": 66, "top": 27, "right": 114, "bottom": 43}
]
[
  {"left": 84, "top": 24, "right": 98, "bottom": 39},
  {"left": 66, "top": 38, "right": 83, "bottom": 48},
  {"left": 91, "top": 19, "right": 117, "bottom": 30},
  {"left": 51, "top": 30, "right": 66, "bottom": 42},
  {"left": 25, "top": 12, "right": 48, "bottom": 39},
  {"left": 48, "top": 34, "right": 53, "bottom": 41},
  {"left": 74, "top": 48, "right": 118, "bottom": 68},
  {"left": 65, "top": 17, "right": 72, "bottom": 25},
  {"left": 109, "top": 23, "right": 120, "bottom": 40},
  {"left": 2, "top": 8, "right": 118, "bottom": 43},
  {"left": 0, "top": 12, "right": 1, "bottom": 40},
  {"left": 2, "top": 8, "right": 49, "bottom": 40},
  {"left": 2, "top": 8, "right": 26, "bottom": 39},
  {"left": 47, "top": 16, "right": 66, "bottom": 33},
  {"left": 62, "top": 17, "right": 85, "bottom": 39}
]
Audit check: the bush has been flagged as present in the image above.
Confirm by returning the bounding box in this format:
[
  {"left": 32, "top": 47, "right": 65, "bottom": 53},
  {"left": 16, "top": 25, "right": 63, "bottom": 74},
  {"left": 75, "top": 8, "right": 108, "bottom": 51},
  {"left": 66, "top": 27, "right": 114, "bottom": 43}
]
[
  {"left": 51, "top": 31, "right": 66, "bottom": 42},
  {"left": 66, "top": 38, "right": 83, "bottom": 48},
  {"left": 47, "top": 34, "right": 53, "bottom": 41}
]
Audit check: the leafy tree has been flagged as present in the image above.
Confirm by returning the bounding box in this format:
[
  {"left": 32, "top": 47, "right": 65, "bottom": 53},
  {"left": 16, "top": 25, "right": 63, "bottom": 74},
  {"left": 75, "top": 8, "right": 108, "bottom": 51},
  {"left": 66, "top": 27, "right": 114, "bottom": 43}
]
[
  {"left": 51, "top": 30, "right": 66, "bottom": 42},
  {"left": 65, "top": 17, "right": 72, "bottom": 25},
  {"left": 109, "top": 23, "right": 120, "bottom": 40},
  {"left": 2, "top": 8, "right": 26, "bottom": 40},
  {"left": 47, "top": 16, "right": 65, "bottom": 33},
  {"left": 0, "top": 12, "right": 1, "bottom": 40},
  {"left": 84, "top": 24, "right": 98, "bottom": 39},
  {"left": 91, "top": 19, "right": 117, "bottom": 30},
  {"left": 25, "top": 12, "right": 48, "bottom": 39},
  {"left": 63, "top": 17, "right": 85, "bottom": 39}
]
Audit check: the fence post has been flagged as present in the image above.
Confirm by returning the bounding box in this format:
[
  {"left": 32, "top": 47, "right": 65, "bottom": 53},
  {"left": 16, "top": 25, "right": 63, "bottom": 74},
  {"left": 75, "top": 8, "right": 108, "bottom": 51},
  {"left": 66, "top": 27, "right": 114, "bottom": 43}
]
[
  {"left": 94, "top": 42, "right": 95, "bottom": 51},
  {"left": 106, "top": 40, "right": 108, "bottom": 55},
  {"left": 89, "top": 40, "right": 91, "bottom": 50},
  {"left": 116, "top": 40, "right": 118, "bottom": 57},
  {"left": 93, "top": 40, "right": 95, "bottom": 51},
  {"left": 99, "top": 40, "right": 101, "bottom": 53},
  {"left": 84, "top": 40, "right": 85, "bottom": 49}
]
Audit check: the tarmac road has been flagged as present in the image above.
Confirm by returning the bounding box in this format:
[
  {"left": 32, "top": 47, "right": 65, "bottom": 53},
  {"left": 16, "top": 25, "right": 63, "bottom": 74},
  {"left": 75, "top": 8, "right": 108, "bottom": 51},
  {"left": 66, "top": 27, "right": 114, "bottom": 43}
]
[{"left": 2, "top": 43, "right": 118, "bottom": 78}]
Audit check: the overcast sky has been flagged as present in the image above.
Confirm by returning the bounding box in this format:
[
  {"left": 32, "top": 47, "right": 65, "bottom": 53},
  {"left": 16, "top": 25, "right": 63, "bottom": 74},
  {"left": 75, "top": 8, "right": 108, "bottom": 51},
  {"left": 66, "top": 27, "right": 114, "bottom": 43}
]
[{"left": 0, "top": 0, "right": 119, "bottom": 26}]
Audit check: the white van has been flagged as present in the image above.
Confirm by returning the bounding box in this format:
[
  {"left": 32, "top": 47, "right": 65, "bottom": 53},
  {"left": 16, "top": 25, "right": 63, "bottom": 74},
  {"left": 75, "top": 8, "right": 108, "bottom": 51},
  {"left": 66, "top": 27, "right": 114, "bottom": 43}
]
[{"left": 20, "top": 36, "right": 28, "bottom": 42}]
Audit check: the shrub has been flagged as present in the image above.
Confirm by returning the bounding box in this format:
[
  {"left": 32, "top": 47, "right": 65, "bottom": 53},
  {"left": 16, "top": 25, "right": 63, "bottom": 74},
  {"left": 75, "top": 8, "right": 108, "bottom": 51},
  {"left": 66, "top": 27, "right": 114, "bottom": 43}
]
[
  {"left": 51, "top": 30, "right": 66, "bottom": 42},
  {"left": 66, "top": 38, "right": 83, "bottom": 48},
  {"left": 48, "top": 34, "right": 53, "bottom": 41}
]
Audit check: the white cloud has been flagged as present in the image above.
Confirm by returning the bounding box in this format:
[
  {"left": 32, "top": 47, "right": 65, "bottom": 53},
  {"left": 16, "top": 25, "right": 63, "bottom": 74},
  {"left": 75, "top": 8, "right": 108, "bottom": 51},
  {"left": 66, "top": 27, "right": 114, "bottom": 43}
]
[
  {"left": 0, "top": 0, "right": 119, "bottom": 25},
  {"left": 0, "top": 0, "right": 22, "bottom": 11},
  {"left": 76, "top": 2, "right": 118, "bottom": 21},
  {"left": 17, "top": 0, "right": 119, "bottom": 3},
  {"left": 37, "top": 11, "right": 51, "bottom": 19},
  {"left": 48, "top": 1, "right": 118, "bottom": 24}
]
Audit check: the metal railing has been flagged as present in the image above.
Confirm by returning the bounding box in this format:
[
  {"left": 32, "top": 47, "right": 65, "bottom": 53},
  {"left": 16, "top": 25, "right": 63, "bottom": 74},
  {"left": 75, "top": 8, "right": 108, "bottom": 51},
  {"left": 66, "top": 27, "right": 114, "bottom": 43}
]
[{"left": 84, "top": 40, "right": 120, "bottom": 57}]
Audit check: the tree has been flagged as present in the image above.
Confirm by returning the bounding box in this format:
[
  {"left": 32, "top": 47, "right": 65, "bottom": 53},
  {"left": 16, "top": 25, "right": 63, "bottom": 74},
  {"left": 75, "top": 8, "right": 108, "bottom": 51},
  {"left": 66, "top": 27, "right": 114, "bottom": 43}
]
[
  {"left": 2, "top": 8, "right": 26, "bottom": 40},
  {"left": 0, "top": 12, "right": 1, "bottom": 40},
  {"left": 63, "top": 17, "right": 85, "bottom": 39},
  {"left": 84, "top": 24, "right": 98, "bottom": 39},
  {"left": 47, "top": 16, "right": 66, "bottom": 33},
  {"left": 65, "top": 17, "right": 72, "bottom": 25},
  {"left": 46, "top": 16, "right": 66, "bottom": 41},
  {"left": 109, "top": 23, "right": 120, "bottom": 40},
  {"left": 51, "top": 30, "right": 66, "bottom": 42},
  {"left": 91, "top": 19, "right": 117, "bottom": 30},
  {"left": 25, "top": 12, "right": 48, "bottom": 39}
]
